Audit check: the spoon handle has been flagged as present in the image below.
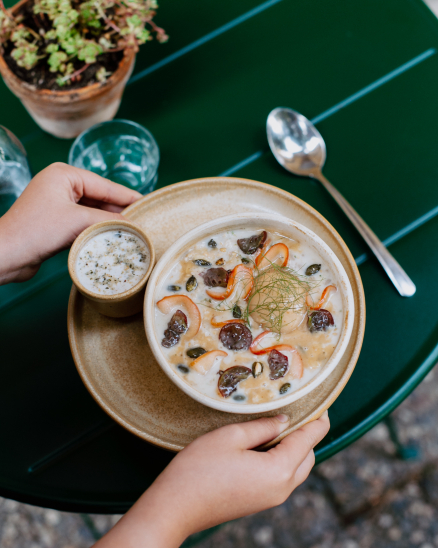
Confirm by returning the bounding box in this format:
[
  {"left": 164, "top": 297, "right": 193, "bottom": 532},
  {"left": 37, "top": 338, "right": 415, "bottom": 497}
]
[{"left": 314, "top": 171, "right": 416, "bottom": 297}]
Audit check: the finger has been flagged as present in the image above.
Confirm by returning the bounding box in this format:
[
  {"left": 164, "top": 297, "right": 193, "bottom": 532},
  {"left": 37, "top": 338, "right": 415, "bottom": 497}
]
[
  {"left": 78, "top": 197, "right": 103, "bottom": 208},
  {"left": 100, "top": 203, "right": 125, "bottom": 213},
  {"left": 220, "top": 415, "right": 291, "bottom": 450},
  {"left": 267, "top": 412, "right": 329, "bottom": 470},
  {"left": 78, "top": 198, "right": 107, "bottom": 211},
  {"left": 294, "top": 450, "right": 315, "bottom": 486},
  {"left": 78, "top": 198, "right": 125, "bottom": 213},
  {"left": 75, "top": 205, "right": 125, "bottom": 233},
  {"left": 67, "top": 165, "right": 142, "bottom": 206}
]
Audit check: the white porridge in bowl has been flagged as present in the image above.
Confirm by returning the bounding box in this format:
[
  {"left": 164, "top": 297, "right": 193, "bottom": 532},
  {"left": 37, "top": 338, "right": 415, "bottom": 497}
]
[{"left": 154, "top": 227, "right": 343, "bottom": 405}]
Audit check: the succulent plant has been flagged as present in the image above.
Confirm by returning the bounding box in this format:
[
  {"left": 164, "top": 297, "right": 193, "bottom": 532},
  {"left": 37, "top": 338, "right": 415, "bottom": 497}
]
[{"left": 0, "top": 0, "right": 167, "bottom": 86}]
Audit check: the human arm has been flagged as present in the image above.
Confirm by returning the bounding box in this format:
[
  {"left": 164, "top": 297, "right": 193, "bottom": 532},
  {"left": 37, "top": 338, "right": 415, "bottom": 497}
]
[
  {"left": 0, "top": 162, "right": 142, "bottom": 285},
  {"left": 94, "top": 412, "right": 330, "bottom": 548}
]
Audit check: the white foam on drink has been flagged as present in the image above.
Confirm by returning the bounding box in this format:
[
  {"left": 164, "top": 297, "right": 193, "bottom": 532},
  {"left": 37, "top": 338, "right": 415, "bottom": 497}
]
[{"left": 76, "top": 229, "right": 150, "bottom": 295}]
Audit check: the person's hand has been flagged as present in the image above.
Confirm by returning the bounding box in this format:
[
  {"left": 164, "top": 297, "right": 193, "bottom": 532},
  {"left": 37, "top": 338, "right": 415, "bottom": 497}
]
[
  {"left": 95, "top": 412, "right": 330, "bottom": 548},
  {"left": 0, "top": 162, "right": 142, "bottom": 285}
]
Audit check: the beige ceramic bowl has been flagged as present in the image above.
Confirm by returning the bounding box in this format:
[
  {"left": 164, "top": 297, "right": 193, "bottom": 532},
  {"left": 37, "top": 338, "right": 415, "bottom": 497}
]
[
  {"left": 144, "top": 212, "right": 355, "bottom": 414},
  {"left": 69, "top": 219, "right": 155, "bottom": 318}
]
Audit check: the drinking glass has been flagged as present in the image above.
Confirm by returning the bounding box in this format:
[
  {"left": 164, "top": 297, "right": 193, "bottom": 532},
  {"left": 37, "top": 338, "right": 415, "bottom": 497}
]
[
  {"left": 68, "top": 120, "right": 160, "bottom": 194},
  {"left": 0, "top": 126, "right": 32, "bottom": 217}
]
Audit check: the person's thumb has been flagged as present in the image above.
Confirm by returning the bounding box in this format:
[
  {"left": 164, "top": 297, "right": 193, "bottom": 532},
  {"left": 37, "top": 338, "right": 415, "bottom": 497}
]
[
  {"left": 271, "top": 411, "right": 330, "bottom": 467},
  {"left": 225, "top": 415, "right": 291, "bottom": 450}
]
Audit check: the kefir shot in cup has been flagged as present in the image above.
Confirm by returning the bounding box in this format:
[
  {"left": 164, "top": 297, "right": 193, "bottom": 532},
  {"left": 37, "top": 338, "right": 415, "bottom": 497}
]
[
  {"left": 68, "top": 220, "right": 155, "bottom": 318},
  {"left": 76, "top": 229, "right": 150, "bottom": 295}
]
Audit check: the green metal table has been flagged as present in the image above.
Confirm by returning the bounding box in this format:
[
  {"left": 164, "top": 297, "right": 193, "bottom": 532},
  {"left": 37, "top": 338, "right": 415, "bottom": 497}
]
[{"left": 2, "top": 0, "right": 438, "bottom": 514}]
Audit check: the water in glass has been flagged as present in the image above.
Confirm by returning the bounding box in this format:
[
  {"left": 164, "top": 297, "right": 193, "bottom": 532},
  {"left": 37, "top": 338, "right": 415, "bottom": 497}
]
[{"left": 74, "top": 135, "right": 157, "bottom": 193}]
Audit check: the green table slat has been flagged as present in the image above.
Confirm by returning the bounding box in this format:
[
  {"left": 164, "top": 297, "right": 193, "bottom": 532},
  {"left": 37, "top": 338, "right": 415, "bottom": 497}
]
[{"left": 318, "top": 211, "right": 438, "bottom": 460}]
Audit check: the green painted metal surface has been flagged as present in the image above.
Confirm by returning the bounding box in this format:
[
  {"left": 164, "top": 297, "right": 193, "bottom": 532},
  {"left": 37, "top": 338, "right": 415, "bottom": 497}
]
[{"left": 1, "top": 0, "right": 438, "bottom": 513}]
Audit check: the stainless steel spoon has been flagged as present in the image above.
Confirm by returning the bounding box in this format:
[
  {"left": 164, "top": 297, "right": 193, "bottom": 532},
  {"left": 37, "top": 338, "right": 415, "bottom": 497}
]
[{"left": 266, "top": 107, "right": 416, "bottom": 297}]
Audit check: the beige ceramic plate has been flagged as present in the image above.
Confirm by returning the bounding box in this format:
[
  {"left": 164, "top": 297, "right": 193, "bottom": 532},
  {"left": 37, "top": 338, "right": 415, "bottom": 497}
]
[{"left": 68, "top": 177, "right": 366, "bottom": 451}]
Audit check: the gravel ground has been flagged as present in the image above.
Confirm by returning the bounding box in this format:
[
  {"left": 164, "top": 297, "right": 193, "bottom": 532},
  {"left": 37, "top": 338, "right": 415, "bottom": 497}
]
[{"left": 2, "top": 1, "right": 438, "bottom": 546}]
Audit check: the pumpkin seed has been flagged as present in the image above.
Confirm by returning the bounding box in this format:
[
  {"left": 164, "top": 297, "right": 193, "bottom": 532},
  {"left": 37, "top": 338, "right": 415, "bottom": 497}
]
[
  {"left": 208, "top": 239, "right": 217, "bottom": 248},
  {"left": 167, "top": 285, "right": 181, "bottom": 291},
  {"left": 279, "top": 383, "right": 291, "bottom": 395},
  {"left": 252, "top": 361, "right": 264, "bottom": 378},
  {"left": 233, "top": 394, "right": 246, "bottom": 401},
  {"left": 232, "top": 304, "right": 242, "bottom": 318},
  {"left": 241, "top": 257, "right": 250, "bottom": 264},
  {"left": 186, "top": 347, "right": 207, "bottom": 359},
  {"left": 305, "top": 264, "right": 321, "bottom": 276},
  {"left": 186, "top": 275, "right": 198, "bottom": 292},
  {"left": 193, "top": 259, "right": 211, "bottom": 267},
  {"left": 177, "top": 365, "right": 190, "bottom": 374}
]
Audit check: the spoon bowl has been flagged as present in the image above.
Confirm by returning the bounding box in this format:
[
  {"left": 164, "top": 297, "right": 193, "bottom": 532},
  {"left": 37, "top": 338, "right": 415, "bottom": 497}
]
[{"left": 267, "top": 107, "right": 326, "bottom": 176}]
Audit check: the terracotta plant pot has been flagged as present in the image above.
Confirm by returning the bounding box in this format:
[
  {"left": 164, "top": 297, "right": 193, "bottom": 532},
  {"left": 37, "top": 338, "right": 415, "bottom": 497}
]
[{"left": 0, "top": 0, "right": 135, "bottom": 139}]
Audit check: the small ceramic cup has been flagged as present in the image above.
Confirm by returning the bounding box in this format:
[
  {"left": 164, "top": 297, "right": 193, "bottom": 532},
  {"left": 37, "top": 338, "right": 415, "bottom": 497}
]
[{"left": 68, "top": 220, "right": 155, "bottom": 318}]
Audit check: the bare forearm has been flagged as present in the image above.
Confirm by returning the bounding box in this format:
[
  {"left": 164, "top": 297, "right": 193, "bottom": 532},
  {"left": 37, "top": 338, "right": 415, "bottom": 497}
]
[
  {"left": 94, "top": 482, "right": 189, "bottom": 548},
  {"left": 0, "top": 214, "right": 39, "bottom": 284},
  {"left": 92, "top": 414, "right": 330, "bottom": 548}
]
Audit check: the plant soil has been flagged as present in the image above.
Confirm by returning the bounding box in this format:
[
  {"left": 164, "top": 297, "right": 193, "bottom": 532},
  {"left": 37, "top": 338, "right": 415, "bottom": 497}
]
[{"left": 1, "top": 0, "right": 124, "bottom": 91}]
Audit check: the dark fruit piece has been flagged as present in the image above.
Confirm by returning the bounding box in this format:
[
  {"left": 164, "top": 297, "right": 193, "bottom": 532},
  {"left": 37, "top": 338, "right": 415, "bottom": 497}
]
[
  {"left": 168, "top": 310, "right": 188, "bottom": 334},
  {"left": 177, "top": 365, "right": 190, "bottom": 374},
  {"left": 232, "top": 304, "right": 242, "bottom": 318},
  {"left": 218, "top": 366, "right": 252, "bottom": 398},
  {"left": 279, "top": 383, "right": 291, "bottom": 395},
  {"left": 208, "top": 239, "right": 217, "bottom": 248},
  {"left": 268, "top": 349, "right": 289, "bottom": 380},
  {"left": 162, "top": 330, "right": 180, "bottom": 348},
  {"left": 201, "top": 267, "right": 229, "bottom": 288},
  {"left": 186, "top": 275, "right": 198, "bottom": 292},
  {"left": 186, "top": 347, "right": 207, "bottom": 359},
  {"left": 219, "top": 323, "right": 252, "bottom": 351},
  {"left": 167, "top": 285, "right": 181, "bottom": 291},
  {"left": 307, "top": 309, "right": 334, "bottom": 332},
  {"left": 305, "top": 264, "right": 321, "bottom": 276},
  {"left": 193, "top": 259, "right": 211, "bottom": 267},
  {"left": 252, "top": 361, "right": 263, "bottom": 378},
  {"left": 161, "top": 310, "right": 188, "bottom": 348},
  {"left": 237, "top": 231, "right": 267, "bottom": 255}
]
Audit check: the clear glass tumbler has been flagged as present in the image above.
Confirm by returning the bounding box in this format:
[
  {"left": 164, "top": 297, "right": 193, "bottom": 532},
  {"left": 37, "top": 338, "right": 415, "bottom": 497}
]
[
  {"left": 0, "top": 126, "right": 32, "bottom": 217},
  {"left": 68, "top": 120, "right": 160, "bottom": 195}
]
